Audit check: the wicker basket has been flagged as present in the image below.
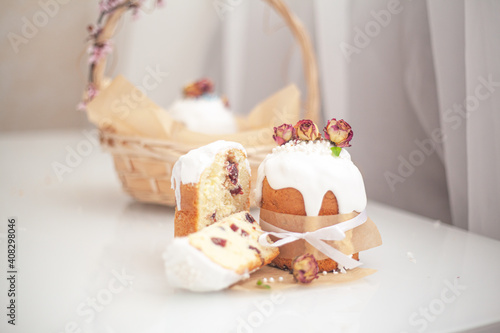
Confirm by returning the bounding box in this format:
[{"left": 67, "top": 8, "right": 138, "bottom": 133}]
[{"left": 86, "top": 0, "right": 320, "bottom": 206}]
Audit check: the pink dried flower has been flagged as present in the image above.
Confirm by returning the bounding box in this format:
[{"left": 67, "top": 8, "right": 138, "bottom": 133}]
[
  {"left": 88, "top": 41, "right": 113, "bottom": 64},
  {"left": 77, "top": 102, "right": 87, "bottom": 112},
  {"left": 131, "top": 0, "right": 146, "bottom": 19},
  {"left": 99, "top": 0, "right": 124, "bottom": 13},
  {"left": 292, "top": 254, "right": 319, "bottom": 284},
  {"left": 78, "top": 83, "right": 99, "bottom": 111},
  {"left": 86, "top": 24, "right": 102, "bottom": 42},
  {"left": 86, "top": 83, "right": 98, "bottom": 100},
  {"left": 324, "top": 118, "right": 353, "bottom": 148},
  {"left": 294, "top": 119, "right": 320, "bottom": 141},
  {"left": 273, "top": 124, "right": 296, "bottom": 145},
  {"left": 183, "top": 78, "right": 214, "bottom": 98}
]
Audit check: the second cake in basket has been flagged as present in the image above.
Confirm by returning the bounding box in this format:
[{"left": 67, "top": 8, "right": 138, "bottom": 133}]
[{"left": 171, "top": 140, "right": 251, "bottom": 237}]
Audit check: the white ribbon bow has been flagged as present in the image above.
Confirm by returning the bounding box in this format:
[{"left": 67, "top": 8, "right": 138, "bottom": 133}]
[{"left": 258, "top": 210, "right": 368, "bottom": 270}]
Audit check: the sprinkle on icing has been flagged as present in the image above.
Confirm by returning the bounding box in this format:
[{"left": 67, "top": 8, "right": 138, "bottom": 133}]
[
  {"left": 171, "top": 140, "right": 250, "bottom": 210},
  {"left": 255, "top": 140, "right": 367, "bottom": 216}
]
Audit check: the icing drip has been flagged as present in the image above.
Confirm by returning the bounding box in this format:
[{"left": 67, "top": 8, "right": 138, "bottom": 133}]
[
  {"left": 171, "top": 140, "right": 251, "bottom": 210},
  {"left": 255, "top": 140, "right": 367, "bottom": 216}
]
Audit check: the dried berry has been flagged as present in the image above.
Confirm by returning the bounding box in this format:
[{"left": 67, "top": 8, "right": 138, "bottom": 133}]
[
  {"left": 245, "top": 213, "right": 255, "bottom": 224},
  {"left": 249, "top": 245, "right": 261, "bottom": 254},
  {"left": 211, "top": 237, "right": 227, "bottom": 247},
  {"left": 292, "top": 254, "right": 319, "bottom": 284},
  {"left": 241, "top": 230, "right": 249, "bottom": 237},
  {"left": 210, "top": 212, "right": 217, "bottom": 222},
  {"left": 230, "top": 224, "right": 239, "bottom": 232},
  {"left": 226, "top": 161, "right": 239, "bottom": 185},
  {"left": 230, "top": 185, "right": 243, "bottom": 195}
]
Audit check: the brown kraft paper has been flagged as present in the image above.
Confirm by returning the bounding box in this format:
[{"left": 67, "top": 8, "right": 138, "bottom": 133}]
[
  {"left": 86, "top": 75, "right": 301, "bottom": 146},
  {"left": 259, "top": 208, "right": 383, "bottom": 262}
]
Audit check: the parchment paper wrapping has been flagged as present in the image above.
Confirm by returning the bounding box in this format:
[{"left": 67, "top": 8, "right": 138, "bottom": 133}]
[
  {"left": 259, "top": 209, "right": 382, "bottom": 262},
  {"left": 86, "top": 75, "right": 301, "bottom": 147},
  {"left": 228, "top": 210, "right": 382, "bottom": 291}
]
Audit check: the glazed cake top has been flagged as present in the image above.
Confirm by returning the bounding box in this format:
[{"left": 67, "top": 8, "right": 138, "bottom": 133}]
[{"left": 255, "top": 140, "right": 367, "bottom": 216}]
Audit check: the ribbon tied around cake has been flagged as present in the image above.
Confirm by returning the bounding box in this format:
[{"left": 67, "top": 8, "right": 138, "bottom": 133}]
[{"left": 258, "top": 210, "right": 369, "bottom": 269}]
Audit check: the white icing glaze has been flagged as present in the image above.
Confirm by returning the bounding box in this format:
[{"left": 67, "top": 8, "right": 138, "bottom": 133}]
[
  {"left": 254, "top": 140, "right": 367, "bottom": 216},
  {"left": 171, "top": 140, "right": 250, "bottom": 210},
  {"left": 167, "top": 98, "right": 237, "bottom": 134},
  {"left": 163, "top": 237, "right": 248, "bottom": 292}
]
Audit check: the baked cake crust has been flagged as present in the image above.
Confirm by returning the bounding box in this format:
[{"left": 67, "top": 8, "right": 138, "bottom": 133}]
[
  {"left": 174, "top": 184, "right": 198, "bottom": 237},
  {"left": 260, "top": 177, "right": 359, "bottom": 271}
]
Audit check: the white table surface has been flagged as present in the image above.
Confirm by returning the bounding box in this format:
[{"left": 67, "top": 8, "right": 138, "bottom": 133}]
[{"left": 1, "top": 129, "right": 499, "bottom": 333}]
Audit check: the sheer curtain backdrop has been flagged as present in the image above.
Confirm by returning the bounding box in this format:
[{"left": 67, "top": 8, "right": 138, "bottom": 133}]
[
  {"left": 317, "top": 0, "right": 500, "bottom": 239},
  {"left": 1, "top": 0, "right": 498, "bottom": 239},
  {"left": 208, "top": 0, "right": 500, "bottom": 239}
]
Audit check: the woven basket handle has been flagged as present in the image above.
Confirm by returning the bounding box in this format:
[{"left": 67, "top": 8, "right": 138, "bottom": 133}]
[{"left": 90, "top": 0, "right": 320, "bottom": 122}]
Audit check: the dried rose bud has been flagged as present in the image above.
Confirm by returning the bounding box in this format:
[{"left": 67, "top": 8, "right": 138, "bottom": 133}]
[
  {"left": 183, "top": 78, "right": 214, "bottom": 98},
  {"left": 273, "top": 124, "right": 296, "bottom": 145},
  {"left": 211, "top": 237, "right": 227, "bottom": 247},
  {"left": 294, "top": 120, "right": 320, "bottom": 141},
  {"left": 324, "top": 118, "right": 353, "bottom": 148},
  {"left": 292, "top": 254, "right": 319, "bottom": 284},
  {"left": 245, "top": 213, "right": 255, "bottom": 224}
]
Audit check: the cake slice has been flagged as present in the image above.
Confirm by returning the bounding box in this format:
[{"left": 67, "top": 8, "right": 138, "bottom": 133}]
[
  {"left": 171, "top": 140, "right": 251, "bottom": 237},
  {"left": 163, "top": 212, "right": 279, "bottom": 292}
]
